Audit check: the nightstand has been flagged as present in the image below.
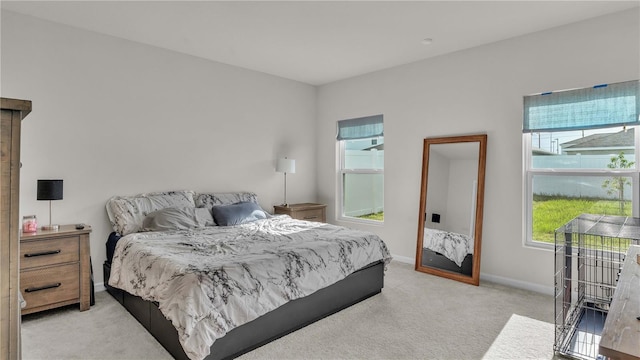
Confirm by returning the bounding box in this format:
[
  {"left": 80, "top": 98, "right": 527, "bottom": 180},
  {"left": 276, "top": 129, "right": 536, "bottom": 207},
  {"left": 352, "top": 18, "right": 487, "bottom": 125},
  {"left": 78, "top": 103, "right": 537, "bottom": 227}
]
[
  {"left": 273, "top": 203, "right": 327, "bottom": 223},
  {"left": 20, "top": 225, "right": 92, "bottom": 315}
]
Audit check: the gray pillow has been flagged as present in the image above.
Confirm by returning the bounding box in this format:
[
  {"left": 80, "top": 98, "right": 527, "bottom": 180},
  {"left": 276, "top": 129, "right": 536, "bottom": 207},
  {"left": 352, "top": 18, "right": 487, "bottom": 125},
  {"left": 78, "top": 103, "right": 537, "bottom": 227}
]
[
  {"left": 106, "top": 190, "right": 196, "bottom": 235},
  {"left": 211, "top": 202, "right": 267, "bottom": 226},
  {"left": 142, "top": 207, "right": 214, "bottom": 232}
]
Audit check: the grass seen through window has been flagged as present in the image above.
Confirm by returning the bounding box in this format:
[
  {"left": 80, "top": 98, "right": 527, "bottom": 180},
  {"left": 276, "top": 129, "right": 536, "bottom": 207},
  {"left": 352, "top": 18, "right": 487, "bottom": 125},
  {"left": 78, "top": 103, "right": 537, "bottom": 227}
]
[
  {"left": 357, "top": 211, "right": 384, "bottom": 221},
  {"left": 533, "top": 195, "right": 632, "bottom": 243}
]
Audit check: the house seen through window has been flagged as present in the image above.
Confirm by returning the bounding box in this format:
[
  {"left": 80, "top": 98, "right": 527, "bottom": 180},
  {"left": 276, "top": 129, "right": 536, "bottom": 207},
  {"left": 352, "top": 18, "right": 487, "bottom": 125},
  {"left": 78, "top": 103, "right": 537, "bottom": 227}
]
[
  {"left": 337, "top": 115, "right": 384, "bottom": 222},
  {"left": 523, "top": 80, "right": 639, "bottom": 245}
]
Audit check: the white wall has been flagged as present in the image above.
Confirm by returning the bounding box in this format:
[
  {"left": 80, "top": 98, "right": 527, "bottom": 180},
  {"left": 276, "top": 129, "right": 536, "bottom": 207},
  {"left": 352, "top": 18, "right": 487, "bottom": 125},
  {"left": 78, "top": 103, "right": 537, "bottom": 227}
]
[
  {"left": 425, "top": 150, "right": 449, "bottom": 230},
  {"left": 316, "top": 9, "right": 640, "bottom": 293},
  {"left": 425, "top": 156, "right": 476, "bottom": 236},
  {"left": 445, "top": 159, "right": 477, "bottom": 237},
  {"left": 1, "top": 11, "right": 317, "bottom": 286}
]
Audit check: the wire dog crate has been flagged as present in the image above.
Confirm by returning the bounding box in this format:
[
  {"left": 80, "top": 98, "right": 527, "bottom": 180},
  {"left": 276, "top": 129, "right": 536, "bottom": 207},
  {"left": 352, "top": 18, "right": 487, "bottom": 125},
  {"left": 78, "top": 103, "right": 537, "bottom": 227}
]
[{"left": 554, "top": 214, "right": 640, "bottom": 360}]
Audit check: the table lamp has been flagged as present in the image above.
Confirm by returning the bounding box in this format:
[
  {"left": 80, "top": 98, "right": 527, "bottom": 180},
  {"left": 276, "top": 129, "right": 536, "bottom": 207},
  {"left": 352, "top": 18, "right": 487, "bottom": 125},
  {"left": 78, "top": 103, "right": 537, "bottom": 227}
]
[
  {"left": 37, "top": 179, "right": 63, "bottom": 230},
  {"left": 276, "top": 158, "right": 295, "bottom": 206}
]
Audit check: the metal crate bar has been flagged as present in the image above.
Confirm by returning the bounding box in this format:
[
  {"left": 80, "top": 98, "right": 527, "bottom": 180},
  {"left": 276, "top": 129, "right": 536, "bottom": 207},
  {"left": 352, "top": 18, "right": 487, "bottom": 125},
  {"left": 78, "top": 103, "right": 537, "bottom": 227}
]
[{"left": 554, "top": 214, "right": 640, "bottom": 360}]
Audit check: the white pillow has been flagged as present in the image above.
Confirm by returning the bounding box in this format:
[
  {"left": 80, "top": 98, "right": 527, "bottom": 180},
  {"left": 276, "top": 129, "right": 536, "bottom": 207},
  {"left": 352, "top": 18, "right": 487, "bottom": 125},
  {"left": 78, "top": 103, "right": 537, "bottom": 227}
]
[
  {"left": 106, "top": 190, "right": 196, "bottom": 235},
  {"left": 195, "top": 192, "right": 258, "bottom": 208}
]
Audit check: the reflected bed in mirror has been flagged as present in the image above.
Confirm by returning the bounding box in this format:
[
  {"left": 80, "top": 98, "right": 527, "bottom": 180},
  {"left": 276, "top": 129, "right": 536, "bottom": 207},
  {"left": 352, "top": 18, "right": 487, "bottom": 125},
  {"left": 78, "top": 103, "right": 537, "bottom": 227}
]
[{"left": 415, "top": 134, "right": 487, "bottom": 285}]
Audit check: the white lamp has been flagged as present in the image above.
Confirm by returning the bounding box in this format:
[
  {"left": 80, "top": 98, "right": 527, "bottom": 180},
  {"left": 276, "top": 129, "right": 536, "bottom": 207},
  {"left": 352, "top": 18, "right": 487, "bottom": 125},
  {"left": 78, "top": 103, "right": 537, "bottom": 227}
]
[{"left": 276, "top": 157, "right": 295, "bottom": 206}]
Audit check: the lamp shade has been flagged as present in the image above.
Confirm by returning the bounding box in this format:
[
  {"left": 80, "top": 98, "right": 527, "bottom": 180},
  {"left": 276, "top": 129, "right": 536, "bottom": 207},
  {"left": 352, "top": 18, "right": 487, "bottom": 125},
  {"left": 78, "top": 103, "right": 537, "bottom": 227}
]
[
  {"left": 276, "top": 158, "right": 296, "bottom": 174},
  {"left": 37, "top": 180, "right": 63, "bottom": 200}
]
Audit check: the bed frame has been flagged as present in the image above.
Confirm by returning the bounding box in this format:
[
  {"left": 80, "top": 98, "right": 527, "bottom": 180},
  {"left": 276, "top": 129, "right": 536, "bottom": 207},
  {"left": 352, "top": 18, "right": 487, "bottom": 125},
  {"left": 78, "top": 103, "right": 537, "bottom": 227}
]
[
  {"left": 103, "top": 260, "right": 384, "bottom": 360},
  {"left": 421, "top": 248, "right": 472, "bottom": 276}
]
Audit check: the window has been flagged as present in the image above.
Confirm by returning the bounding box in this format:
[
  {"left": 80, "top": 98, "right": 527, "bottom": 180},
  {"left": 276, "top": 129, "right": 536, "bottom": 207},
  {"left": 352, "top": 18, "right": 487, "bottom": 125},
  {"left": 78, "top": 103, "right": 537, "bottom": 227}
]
[
  {"left": 523, "top": 80, "right": 640, "bottom": 246},
  {"left": 337, "top": 115, "right": 384, "bottom": 222}
]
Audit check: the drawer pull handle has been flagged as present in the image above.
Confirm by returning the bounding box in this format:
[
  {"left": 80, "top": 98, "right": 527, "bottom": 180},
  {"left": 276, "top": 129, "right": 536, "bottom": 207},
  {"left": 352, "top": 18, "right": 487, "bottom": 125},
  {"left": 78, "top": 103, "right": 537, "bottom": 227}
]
[
  {"left": 24, "top": 250, "right": 61, "bottom": 258},
  {"left": 25, "top": 283, "right": 62, "bottom": 293},
  {"left": 303, "top": 216, "right": 318, "bottom": 220}
]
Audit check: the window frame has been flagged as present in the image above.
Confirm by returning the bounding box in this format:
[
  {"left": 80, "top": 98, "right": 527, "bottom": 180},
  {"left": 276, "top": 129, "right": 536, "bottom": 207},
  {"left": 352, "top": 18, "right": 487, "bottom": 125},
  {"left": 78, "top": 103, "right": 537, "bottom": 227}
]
[
  {"left": 337, "top": 138, "right": 384, "bottom": 224},
  {"left": 522, "top": 128, "right": 640, "bottom": 248}
]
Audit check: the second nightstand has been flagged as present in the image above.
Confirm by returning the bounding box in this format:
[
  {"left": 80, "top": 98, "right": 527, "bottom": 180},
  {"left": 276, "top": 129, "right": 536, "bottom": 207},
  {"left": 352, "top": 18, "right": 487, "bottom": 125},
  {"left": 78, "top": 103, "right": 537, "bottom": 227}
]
[
  {"left": 20, "top": 225, "right": 92, "bottom": 315},
  {"left": 274, "top": 203, "right": 327, "bottom": 223}
]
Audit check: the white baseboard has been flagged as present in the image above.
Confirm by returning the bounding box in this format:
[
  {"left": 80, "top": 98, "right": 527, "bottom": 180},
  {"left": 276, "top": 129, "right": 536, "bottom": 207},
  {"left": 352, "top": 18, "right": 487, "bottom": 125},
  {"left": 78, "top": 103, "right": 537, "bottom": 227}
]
[
  {"left": 390, "top": 253, "right": 415, "bottom": 264},
  {"left": 391, "top": 253, "right": 552, "bottom": 296},
  {"left": 480, "top": 272, "right": 553, "bottom": 296},
  {"left": 94, "top": 282, "right": 106, "bottom": 293}
]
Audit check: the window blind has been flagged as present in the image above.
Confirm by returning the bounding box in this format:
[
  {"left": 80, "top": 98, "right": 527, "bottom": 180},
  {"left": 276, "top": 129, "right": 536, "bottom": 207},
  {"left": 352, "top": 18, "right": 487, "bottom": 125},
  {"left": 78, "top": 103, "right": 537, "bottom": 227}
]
[
  {"left": 337, "top": 114, "right": 384, "bottom": 140},
  {"left": 523, "top": 80, "right": 640, "bottom": 133}
]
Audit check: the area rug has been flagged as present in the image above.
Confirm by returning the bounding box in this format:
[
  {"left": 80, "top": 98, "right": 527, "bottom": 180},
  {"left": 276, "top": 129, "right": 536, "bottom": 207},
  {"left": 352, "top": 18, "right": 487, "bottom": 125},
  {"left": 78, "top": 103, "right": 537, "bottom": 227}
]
[{"left": 482, "top": 313, "right": 555, "bottom": 360}]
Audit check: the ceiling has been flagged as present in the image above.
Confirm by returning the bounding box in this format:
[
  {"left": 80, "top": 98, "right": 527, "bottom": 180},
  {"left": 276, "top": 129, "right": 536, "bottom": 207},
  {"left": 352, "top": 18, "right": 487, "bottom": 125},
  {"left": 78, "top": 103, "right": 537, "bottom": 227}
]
[{"left": 2, "top": 1, "right": 638, "bottom": 85}]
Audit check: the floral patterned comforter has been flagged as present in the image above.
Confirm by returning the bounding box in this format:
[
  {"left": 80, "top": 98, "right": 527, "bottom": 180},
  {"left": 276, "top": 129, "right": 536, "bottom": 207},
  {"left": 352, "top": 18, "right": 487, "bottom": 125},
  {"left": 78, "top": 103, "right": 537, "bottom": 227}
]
[
  {"left": 423, "top": 227, "right": 474, "bottom": 267},
  {"left": 109, "top": 216, "right": 391, "bottom": 360}
]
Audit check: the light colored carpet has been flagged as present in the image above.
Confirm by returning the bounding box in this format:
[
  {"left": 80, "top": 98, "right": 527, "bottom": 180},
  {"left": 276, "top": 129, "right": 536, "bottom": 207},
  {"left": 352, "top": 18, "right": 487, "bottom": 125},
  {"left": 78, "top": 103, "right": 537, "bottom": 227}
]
[
  {"left": 482, "top": 314, "right": 555, "bottom": 360},
  {"left": 21, "top": 289, "right": 170, "bottom": 360},
  {"left": 22, "top": 261, "right": 556, "bottom": 359}
]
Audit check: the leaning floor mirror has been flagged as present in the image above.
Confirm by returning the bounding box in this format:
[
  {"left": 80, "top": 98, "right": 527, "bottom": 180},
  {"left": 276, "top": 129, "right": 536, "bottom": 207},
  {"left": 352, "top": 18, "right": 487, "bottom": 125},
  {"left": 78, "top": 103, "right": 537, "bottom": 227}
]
[{"left": 415, "top": 134, "right": 487, "bottom": 286}]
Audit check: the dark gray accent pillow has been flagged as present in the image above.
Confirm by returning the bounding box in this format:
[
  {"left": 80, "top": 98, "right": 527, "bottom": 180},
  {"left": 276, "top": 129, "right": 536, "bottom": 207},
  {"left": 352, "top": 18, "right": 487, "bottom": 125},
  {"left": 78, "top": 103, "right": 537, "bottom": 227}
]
[
  {"left": 142, "top": 207, "right": 214, "bottom": 232},
  {"left": 211, "top": 202, "right": 267, "bottom": 226}
]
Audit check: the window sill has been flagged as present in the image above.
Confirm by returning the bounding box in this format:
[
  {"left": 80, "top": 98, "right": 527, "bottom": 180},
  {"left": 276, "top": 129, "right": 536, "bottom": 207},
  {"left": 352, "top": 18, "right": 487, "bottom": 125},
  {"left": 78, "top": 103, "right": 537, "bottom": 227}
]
[
  {"left": 523, "top": 240, "right": 554, "bottom": 252},
  {"left": 337, "top": 216, "right": 384, "bottom": 227}
]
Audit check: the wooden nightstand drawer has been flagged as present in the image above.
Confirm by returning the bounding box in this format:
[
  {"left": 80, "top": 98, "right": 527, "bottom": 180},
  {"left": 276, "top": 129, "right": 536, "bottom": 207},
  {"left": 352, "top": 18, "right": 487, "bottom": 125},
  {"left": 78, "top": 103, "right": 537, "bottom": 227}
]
[
  {"left": 20, "top": 236, "right": 79, "bottom": 270},
  {"left": 21, "top": 263, "right": 80, "bottom": 311},
  {"left": 273, "top": 203, "right": 327, "bottom": 223},
  {"left": 296, "top": 209, "right": 324, "bottom": 222}
]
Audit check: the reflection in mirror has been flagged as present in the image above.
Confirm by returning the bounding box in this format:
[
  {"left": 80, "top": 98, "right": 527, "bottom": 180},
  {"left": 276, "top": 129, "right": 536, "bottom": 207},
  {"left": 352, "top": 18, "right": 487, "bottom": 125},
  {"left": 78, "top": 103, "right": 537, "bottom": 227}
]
[{"left": 415, "top": 134, "right": 487, "bottom": 286}]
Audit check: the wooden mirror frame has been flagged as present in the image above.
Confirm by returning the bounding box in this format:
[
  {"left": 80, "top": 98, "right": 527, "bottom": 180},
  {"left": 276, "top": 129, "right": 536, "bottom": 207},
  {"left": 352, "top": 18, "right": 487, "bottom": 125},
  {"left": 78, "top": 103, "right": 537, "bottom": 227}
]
[{"left": 415, "top": 134, "right": 487, "bottom": 286}]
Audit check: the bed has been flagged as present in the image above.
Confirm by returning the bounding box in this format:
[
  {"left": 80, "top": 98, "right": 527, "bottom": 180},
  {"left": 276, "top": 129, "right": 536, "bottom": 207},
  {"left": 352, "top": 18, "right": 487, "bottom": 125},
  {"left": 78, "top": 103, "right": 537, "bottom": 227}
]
[
  {"left": 421, "top": 227, "right": 473, "bottom": 276},
  {"left": 102, "top": 190, "right": 391, "bottom": 360}
]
